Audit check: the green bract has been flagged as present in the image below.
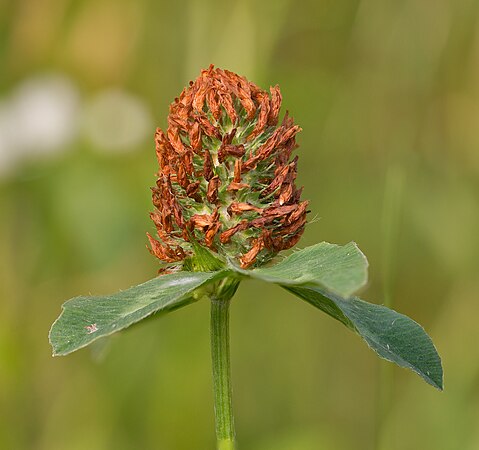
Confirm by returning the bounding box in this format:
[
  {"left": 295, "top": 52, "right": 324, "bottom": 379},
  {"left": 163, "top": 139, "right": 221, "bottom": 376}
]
[{"left": 49, "top": 241, "right": 443, "bottom": 390}]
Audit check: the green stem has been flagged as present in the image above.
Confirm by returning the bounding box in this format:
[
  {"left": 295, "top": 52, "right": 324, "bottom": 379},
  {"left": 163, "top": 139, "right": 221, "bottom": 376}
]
[{"left": 210, "top": 293, "right": 236, "bottom": 450}]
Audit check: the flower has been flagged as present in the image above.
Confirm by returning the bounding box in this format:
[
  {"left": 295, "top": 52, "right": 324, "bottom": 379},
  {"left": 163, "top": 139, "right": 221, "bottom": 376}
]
[{"left": 148, "top": 65, "right": 308, "bottom": 270}]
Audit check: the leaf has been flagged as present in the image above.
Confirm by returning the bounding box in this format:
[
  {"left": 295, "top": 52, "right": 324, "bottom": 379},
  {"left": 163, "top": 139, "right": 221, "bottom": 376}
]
[
  {"left": 285, "top": 286, "right": 443, "bottom": 390},
  {"left": 184, "top": 240, "right": 226, "bottom": 272},
  {"left": 238, "top": 242, "right": 368, "bottom": 298},
  {"left": 49, "top": 270, "right": 228, "bottom": 356}
]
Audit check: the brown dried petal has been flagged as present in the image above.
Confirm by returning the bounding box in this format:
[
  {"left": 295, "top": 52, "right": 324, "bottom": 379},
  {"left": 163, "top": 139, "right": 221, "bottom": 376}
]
[
  {"left": 233, "top": 160, "right": 242, "bottom": 183},
  {"left": 222, "top": 128, "right": 237, "bottom": 145},
  {"left": 196, "top": 114, "right": 222, "bottom": 139},
  {"left": 268, "top": 85, "right": 282, "bottom": 126},
  {"left": 240, "top": 237, "right": 264, "bottom": 268},
  {"left": 182, "top": 152, "right": 194, "bottom": 175},
  {"left": 193, "top": 81, "right": 209, "bottom": 112},
  {"left": 279, "top": 183, "right": 294, "bottom": 205},
  {"left": 227, "top": 202, "right": 262, "bottom": 216},
  {"left": 279, "top": 125, "right": 301, "bottom": 145},
  {"left": 188, "top": 121, "right": 202, "bottom": 153},
  {"left": 227, "top": 181, "right": 250, "bottom": 191},
  {"left": 207, "top": 89, "right": 222, "bottom": 121},
  {"left": 177, "top": 163, "right": 188, "bottom": 188},
  {"left": 189, "top": 214, "right": 213, "bottom": 231},
  {"left": 247, "top": 93, "right": 270, "bottom": 141},
  {"left": 282, "top": 215, "right": 307, "bottom": 236},
  {"left": 262, "top": 164, "right": 290, "bottom": 196},
  {"left": 206, "top": 175, "right": 220, "bottom": 203},
  {"left": 186, "top": 181, "right": 200, "bottom": 197},
  {"left": 203, "top": 149, "right": 214, "bottom": 181},
  {"left": 218, "top": 91, "right": 238, "bottom": 124},
  {"left": 288, "top": 200, "right": 309, "bottom": 224},
  {"left": 205, "top": 222, "right": 220, "bottom": 248},
  {"left": 167, "top": 126, "right": 186, "bottom": 155},
  {"left": 264, "top": 204, "right": 298, "bottom": 218},
  {"left": 218, "top": 144, "right": 245, "bottom": 163},
  {"left": 147, "top": 233, "right": 184, "bottom": 263},
  {"left": 219, "top": 220, "right": 249, "bottom": 243},
  {"left": 172, "top": 199, "right": 184, "bottom": 228}
]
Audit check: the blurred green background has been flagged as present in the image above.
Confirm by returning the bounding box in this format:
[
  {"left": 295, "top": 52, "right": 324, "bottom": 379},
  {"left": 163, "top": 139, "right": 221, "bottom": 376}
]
[{"left": 1, "top": 0, "right": 478, "bottom": 449}]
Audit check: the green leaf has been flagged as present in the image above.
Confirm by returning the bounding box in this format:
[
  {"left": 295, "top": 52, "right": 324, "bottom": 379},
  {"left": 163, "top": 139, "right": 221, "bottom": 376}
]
[
  {"left": 239, "top": 242, "right": 368, "bottom": 298},
  {"left": 184, "top": 240, "right": 226, "bottom": 272},
  {"left": 49, "top": 270, "right": 228, "bottom": 356},
  {"left": 285, "top": 286, "right": 443, "bottom": 390}
]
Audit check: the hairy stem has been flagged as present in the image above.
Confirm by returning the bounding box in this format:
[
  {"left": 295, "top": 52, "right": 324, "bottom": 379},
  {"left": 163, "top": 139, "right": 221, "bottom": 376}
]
[{"left": 210, "top": 289, "right": 236, "bottom": 450}]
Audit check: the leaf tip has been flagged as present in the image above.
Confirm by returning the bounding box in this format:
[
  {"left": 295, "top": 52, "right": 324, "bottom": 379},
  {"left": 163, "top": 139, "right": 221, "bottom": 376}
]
[{"left": 425, "top": 362, "right": 444, "bottom": 391}]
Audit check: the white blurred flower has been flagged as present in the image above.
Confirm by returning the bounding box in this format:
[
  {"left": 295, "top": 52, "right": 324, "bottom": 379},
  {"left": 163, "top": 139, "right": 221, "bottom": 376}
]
[
  {"left": 10, "top": 75, "right": 80, "bottom": 155},
  {"left": 0, "top": 74, "right": 80, "bottom": 178},
  {"left": 82, "top": 89, "right": 153, "bottom": 153}
]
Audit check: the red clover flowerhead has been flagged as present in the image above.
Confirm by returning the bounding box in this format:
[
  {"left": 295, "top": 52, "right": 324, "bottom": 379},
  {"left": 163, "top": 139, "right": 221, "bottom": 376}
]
[{"left": 148, "top": 65, "right": 309, "bottom": 271}]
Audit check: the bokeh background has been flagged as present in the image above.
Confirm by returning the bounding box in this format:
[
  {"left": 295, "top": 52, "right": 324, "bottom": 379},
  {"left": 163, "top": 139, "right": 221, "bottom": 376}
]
[{"left": 1, "top": 0, "right": 479, "bottom": 449}]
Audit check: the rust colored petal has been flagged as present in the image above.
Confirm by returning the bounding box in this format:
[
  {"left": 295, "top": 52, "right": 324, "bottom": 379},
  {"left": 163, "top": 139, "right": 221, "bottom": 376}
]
[
  {"left": 205, "top": 222, "right": 220, "bottom": 248},
  {"left": 188, "top": 121, "right": 202, "bottom": 153},
  {"left": 147, "top": 233, "right": 184, "bottom": 263},
  {"left": 281, "top": 215, "right": 307, "bottom": 236},
  {"left": 247, "top": 93, "right": 270, "bottom": 141},
  {"left": 177, "top": 163, "right": 188, "bottom": 189},
  {"left": 268, "top": 85, "right": 282, "bottom": 126},
  {"left": 182, "top": 151, "right": 194, "bottom": 175},
  {"left": 242, "top": 128, "right": 283, "bottom": 170},
  {"left": 263, "top": 204, "right": 298, "bottom": 218},
  {"left": 222, "top": 128, "right": 237, "bottom": 145},
  {"left": 288, "top": 200, "right": 309, "bottom": 224},
  {"left": 193, "top": 80, "right": 209, "bottom": 113},
  {"left": 196, "top": 114, "right": 222, "bottom": 139},
  {"left": 227, "top": 181, "right": 250, "bottom": 191},
  {"left": 189, "top": 214, "right": 213, "bottom": 231},
  {"left": 227, "top": 202, "right": 262, "bottom": 216},
  {"left": 279, "top": 125, "right": 302, "bottom": 145},
  {"left": 218, "top": 91, "right": 238, "bottom": 124},
  {"left": 233, "top": 160, "right": 242, "bottom": 183},
  {"left": 239, "top": 236, "right": 264, "bottom": 268},
  {"left": 186, "top": 181, "right": 201, "bottom": 199},
  {"left": 223, "top": 70, "right": 256, "bottom": 118},
  {"left": 207, "top": 175, "right": 220, "bottom": 203},
  {"left": 207, "top": 89, "right": 222, "bottom": 121},
  {"left": 218, "top": 144, "right": 245, "bottom": 163},
  {"left": 262, "top": 164, "right": 290, "bottom": 196},
  {"left": 203, "top": 149, "right": 214, "bottom": 181},
  {"left": 172, "top": 199, "right": 184, "bottom": 228},
  {"left": 219, "top": 220, "right": 249, "bottom": 244},
  {"left": 168, "top": 115, "right": 188, "bottom": 131},
  {"left": 279, "top": 183, "right": 294, "bottom": 205},
  {"left": 167, "top": 126, "right": 186, "bottom": 155}
]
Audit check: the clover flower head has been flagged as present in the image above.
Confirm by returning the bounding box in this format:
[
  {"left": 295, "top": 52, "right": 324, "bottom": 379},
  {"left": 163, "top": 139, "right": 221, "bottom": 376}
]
[{"left": 148, "top": 65, "right": 309, "bottom": 270}]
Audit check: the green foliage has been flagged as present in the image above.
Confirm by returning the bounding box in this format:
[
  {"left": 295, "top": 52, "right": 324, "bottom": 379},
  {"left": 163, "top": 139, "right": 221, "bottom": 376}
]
[
  {"left": 49, "top": 242, "right": 442, "bottom": 390},
  {"left": 285, "top": 286, "right": 443, "bottom": 389},
  {"left": 242, "top": 241, "right": 368, "bottom": 298},
  {"left": 49, "top": 270, "right": 227, "bottom": 356}
]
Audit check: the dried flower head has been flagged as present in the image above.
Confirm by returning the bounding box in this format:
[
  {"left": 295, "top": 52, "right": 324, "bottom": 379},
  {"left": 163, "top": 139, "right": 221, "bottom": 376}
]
[{"left": 148, "top": 65, "right": 309, "bottom": 270}]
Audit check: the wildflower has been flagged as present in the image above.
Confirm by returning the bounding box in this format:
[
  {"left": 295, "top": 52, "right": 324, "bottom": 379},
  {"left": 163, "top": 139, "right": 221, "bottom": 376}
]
[{"left": 148, "top": 65, "right": 308, "bottom": 269}]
